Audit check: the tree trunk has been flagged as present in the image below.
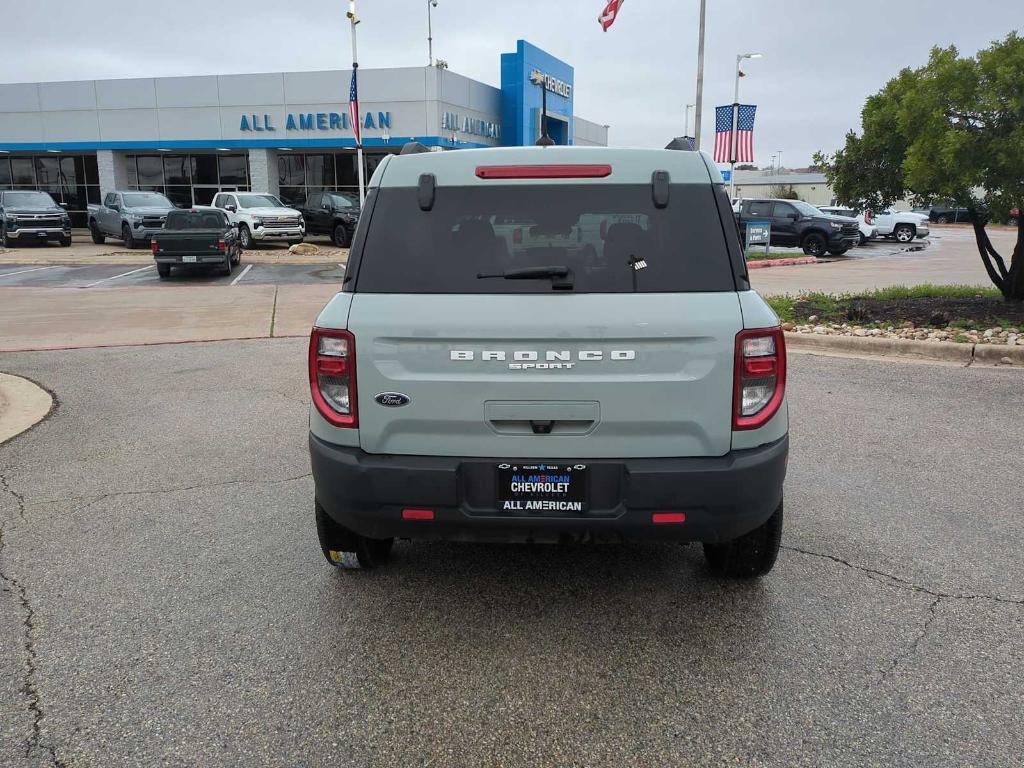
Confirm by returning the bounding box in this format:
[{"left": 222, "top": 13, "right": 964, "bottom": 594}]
[{"left": 969, "top": 207, "right": 1024, "bottom": 301}]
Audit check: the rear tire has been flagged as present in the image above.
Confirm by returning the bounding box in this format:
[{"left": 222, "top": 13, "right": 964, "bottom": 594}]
[
  {"left": 121, "top": 223, "right": 136, "bottom": 249},
  {"left": 156, "top": 263, "right": 171, "bottom": 279},
  {"left": 89, "top": 221, "right": 105, "bottom": 244},
  {"left": 315, "top": 500, "right": 394, "bottom": 570},
  {"left": 221, "top": 252, "right": 232, "bottom": 276},
  {"left": 801, "top": 233, "right": 826, "bottom": 257},
  {"left": 332, "top": 223, "right": 350, "bottom": 248},
  {"left": 936, "top": 215, "right": 949, "bottom": 224},
  {"left": 858, "top": 232, "right": 867, "bottom": 246},
  {"left": 703, "top": 499, "right": 783, "bottom": 578}
]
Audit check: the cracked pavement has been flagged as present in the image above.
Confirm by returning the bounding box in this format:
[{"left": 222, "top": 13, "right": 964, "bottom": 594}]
[{"left": 1, "top": 339, "right": 1022, "bottom": 767}]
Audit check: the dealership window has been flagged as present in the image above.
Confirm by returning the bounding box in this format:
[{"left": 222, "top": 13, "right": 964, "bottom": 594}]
[
  {"left": 277, "top": 151, "right": 384, "bottom": 206},
  {"left": 124, "top": 153, "right": 250, "bottom": 208},
  {"left": 0, "top": 154, "right": 100, "bottom": 227}
]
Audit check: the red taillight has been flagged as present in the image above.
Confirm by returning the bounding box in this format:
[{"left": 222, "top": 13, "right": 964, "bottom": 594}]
[
  {"left": 475, "top": 164, "right": 612, "bottom": 179},
  {"left": 733, "top": 327, "right": 786, "bottom": 431},
  {"left": 402, "top": 509, "right": 435, "bottom": 521},
  {"left": 652, "top": 512, "right": 686, "bottom": 525},
  {"left": 151, "top": 239, "right": 159, "bottom": 255},
  {"left": 217, "top": 239, "right": 226, "bottom": 253},
  {"left": 513, "top": 228, "right": 522, "bottom": 244},
  {"left": 309, "top": 328, "right": 357, "bottom": 428}
]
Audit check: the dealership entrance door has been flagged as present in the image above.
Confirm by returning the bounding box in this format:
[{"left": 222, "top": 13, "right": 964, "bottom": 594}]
[{"left": 192, "top": 186, "right": 238, "bottom": 206}]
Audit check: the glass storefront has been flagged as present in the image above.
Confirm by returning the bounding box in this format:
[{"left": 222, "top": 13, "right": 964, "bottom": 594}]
[
  {"left": 277, "top": 151, "right": 385, "bottom": 207},
  {"left": 0, "top": 154, "right": 100, "bottom": 227},
  {"left": 124, "top": 153, "right": 251, "bottom": 208}
]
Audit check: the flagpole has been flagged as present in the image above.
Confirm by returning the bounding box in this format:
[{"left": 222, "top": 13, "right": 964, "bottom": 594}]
[
  {"left": 348, "top": 0, "right": 366, "bottom": 207},
  {"left": 729, "top": 103, "right": 738, "bottom": 200},
  {"left": 693, "top": 0, "right": 707, "bottom": 151}
]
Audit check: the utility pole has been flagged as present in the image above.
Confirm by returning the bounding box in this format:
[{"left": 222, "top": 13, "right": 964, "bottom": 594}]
[
  {"left": 693, "top": 0, "right": 707, "bottom": 150},
  {"left": 347, "top": 0, "right": 365, "bottom": 206},
  {"left": 427, "top": 0, "right": 438, "bottom": 66}
]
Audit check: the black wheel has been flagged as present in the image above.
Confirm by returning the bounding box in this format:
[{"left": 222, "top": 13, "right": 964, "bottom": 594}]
[
  {"left": 0, "top": 226, "right": 10, "bottom": 249},
  {"left": 827, "top": 245, "right": 849, "bottom": 256},
  {"left": 703, "top": 499, "right": 783, "bottom": 578},
  {"left": 89, "top": 221, "right": 105, "bottom": 244},
  {"left": 332, "top": 223, "right": 350, "bottom": 248},
  {"left": 1009, "top": 217, "right": 1018, "bottom": 227},
  {"left": 157, "top": 263, "right": 171, "bottom": 278},
  {"left": 231, "top": 244, "right": 242, "bottom": 265},
  {"left": 894, "top": 224, "right": 915, "bottom": 243},
  {"left": 801, "top": 232, "right": 826, "bottom": 257},
  {"left": 936, "top": 215, "right": 948, "bottom": 224},
  {"left": 315, "top": 500, "right": 393, "bottom": 570},
  {"left": 238, "top": 224, "right": 253, "bottom": 250},
  {"left": 858, "top": 232, "right": 867, "bottom": 246},
  {"left": 221, "top": 251, "right": 233, "bottom": 276},
  {"left": 122, "top": 223, "right": 136, "bottom": 249},
  {"left": 59, "top": 234, "right": 72, "bottom": 247}
]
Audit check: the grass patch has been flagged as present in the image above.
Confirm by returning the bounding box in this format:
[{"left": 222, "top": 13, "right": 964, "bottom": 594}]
[
  {"left": 745, "top": 248, "right": 776, "bottom": 261},
  {"left": 768, "top": 284, "right": 1021, "bottom": 330}
]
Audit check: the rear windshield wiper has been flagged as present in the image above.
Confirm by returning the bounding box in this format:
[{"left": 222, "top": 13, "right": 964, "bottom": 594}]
[{"left": 477, "top": 265, "right": 574, "bottom": 290}]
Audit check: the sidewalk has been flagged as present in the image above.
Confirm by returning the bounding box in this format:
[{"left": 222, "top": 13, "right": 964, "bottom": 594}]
[
  {"left": 0, "top": 284, "right": 339, "bottom": 351},
  {"left": 0, "top": 231, "right": 348, "bottom": 266}
]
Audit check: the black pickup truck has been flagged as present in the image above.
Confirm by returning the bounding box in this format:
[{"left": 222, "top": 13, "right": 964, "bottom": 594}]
[
  {"left": 736, "top": 198, "right": 860, "bottom": 256},
  {"left": 151, "top": 208, "right": 241, "bottom": 279},
  {"left": 295, "top": 191, "right": 361, "bottom": 247}
]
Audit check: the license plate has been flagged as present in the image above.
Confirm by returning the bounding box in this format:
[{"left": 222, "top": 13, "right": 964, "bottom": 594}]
[
  {"left": 182, "top": 255, "right": 197, "bottom": 263},
  {"left": 497, "top": 462, "right": 588, "bottom": 513}
]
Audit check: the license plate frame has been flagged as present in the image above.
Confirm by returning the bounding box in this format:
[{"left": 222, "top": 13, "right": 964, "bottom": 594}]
[
  {"left": 182, "top": 255, "right": 197, "bottom": 263},
  {"left": 496, "top": 462, "right": 589, "bottom": 513}
]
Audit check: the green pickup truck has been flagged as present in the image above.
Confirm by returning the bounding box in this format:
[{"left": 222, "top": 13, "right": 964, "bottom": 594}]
[{"left": 151, "top": 208, "right": 242, "bottom": 279}]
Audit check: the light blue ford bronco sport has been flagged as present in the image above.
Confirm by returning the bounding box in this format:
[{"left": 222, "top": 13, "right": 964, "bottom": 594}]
[{"left": 308, "top": 144, "right": 788, "bottom": 578}]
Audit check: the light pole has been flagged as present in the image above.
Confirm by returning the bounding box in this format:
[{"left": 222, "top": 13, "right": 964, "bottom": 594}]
[
  {"left": 427, "top": 0, "right": 438, "bottom": 66},
  {"left": 770, "top": 153, "right": 777, "bottom": 173},
  {"left": 531, "top": 73, "right": 554, "bottom": 146},
  {"left": 730, "top": 52, "right": 762, "bottom": 198},
  {"left": 685, "top": 103, "right": 695, "bottom": 139},
  {"left": 693, "top": 0, "right": 707, "bottom": 150},
  {"left": 347, "top": 0, "right": 365, "bottom": 206},
  {"left": 776, "top": 150, "right": 783, "bottom": 172}
]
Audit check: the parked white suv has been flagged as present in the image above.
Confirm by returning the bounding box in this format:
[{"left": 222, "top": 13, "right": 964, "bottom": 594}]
[
  {"left": 871, "top": 208, "right": 929, "bottom": 243},
  {"left": 212, "top": 192, "right": 304, "bottom": 249}
]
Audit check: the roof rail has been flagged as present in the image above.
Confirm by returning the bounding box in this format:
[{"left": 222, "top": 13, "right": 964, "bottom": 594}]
[
  {"left": 399, "top": 141, "right": 431, "bottom": 155},
  {"left": 664, "top": 137, "right": 696, "bottom": 151}
]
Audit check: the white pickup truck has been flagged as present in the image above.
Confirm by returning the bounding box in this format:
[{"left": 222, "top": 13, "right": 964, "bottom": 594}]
[
  {"left": 871, "top": 209, "right": 929, "bottom": 243},
  {"left": 211, "top": 192, "right": 304, "bottom": 249}
]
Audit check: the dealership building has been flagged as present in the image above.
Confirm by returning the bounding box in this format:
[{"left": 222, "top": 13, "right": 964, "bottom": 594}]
[{"left": 0, "top": 40, "right": 608, "bottom": 226}]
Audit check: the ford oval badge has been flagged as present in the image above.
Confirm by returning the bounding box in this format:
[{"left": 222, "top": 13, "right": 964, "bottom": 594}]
[{"left": 374, "top": 392, "right": 411, "bottom": 408}]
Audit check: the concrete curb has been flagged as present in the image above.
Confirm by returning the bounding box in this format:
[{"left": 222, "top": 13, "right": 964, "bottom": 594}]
[
  {"left": 785, "top": 332, "right": 1024, "bottom": 366},
  {"left": 747, "top": 256, "right": 818, "bottom": 269},
  {"left": 0, "top": 372, "right": 55, "bottom": 444}
]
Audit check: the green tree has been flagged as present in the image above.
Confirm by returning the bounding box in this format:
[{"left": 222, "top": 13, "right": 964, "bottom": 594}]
[{"left": 815, "top": 33, "right": 1024, "bottom": 300}]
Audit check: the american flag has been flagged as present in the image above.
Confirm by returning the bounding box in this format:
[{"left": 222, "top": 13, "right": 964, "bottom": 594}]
[
  {"left": 349, "top": 67, "right": 361, "bottom": 146},
  {"left": 598, "top": 0, "right": 625, "bottom": 31},
  {"left": 713, "top": 104, "right": 756, "bottom": 163}
]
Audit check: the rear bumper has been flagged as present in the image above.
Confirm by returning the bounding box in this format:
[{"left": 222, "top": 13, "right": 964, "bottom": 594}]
[
  {"left": 154, "top": 254, "right": 227, "bottom": 265},
  {"left": 309, "top": 434, "right": 788, "bottom": 544}
]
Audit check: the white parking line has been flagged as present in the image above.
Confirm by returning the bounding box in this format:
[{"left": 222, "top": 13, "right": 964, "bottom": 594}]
[
  {"left": 230, "top": 264, "right": 253, "bottom": 285},
  {"left": 82, "top": 265, "right": 154, "bottom": 288},
  {"left": 0, "top": 265, "right": 60, "bottom": 279}
]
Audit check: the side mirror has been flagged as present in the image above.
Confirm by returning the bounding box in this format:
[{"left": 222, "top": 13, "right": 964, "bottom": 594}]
[{"left": 225, "top": 204, "right": 237, "bottom": 213}]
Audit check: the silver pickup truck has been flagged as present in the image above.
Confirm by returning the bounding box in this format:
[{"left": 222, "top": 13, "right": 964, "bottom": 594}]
[{"left": 87, "top": 191, "right": 177, "bottom": 248}]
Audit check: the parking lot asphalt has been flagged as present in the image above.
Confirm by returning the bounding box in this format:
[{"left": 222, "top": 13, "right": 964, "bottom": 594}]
[
  {"left": 0, "top": 262, "right": 344, "bottom": 288},
  {"left": 1, "top": 340, "right": 1022, "bottom": 767}
]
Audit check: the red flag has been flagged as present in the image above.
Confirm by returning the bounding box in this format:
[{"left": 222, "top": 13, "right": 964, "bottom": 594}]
[{"left": 598, "top": 0, "right": 625, "bottom": 31}]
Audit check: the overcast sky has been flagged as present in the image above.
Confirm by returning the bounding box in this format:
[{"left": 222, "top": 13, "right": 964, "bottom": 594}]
[{"left": 3, "top": 0, "right": 1019, "bottom": 166}]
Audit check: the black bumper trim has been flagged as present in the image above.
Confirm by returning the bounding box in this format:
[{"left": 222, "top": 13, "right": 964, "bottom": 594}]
[{"left": 310, "top": 435, "right": 788, "bottom": 544}]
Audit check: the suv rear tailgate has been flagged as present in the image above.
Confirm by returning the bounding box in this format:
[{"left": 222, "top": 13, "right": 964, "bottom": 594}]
[{"left": 348, "top": 292, "right": 742, "bottom": 458}]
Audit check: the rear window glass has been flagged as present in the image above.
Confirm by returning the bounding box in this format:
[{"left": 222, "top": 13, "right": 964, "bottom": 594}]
[
  {"left": 166, "top": 210, "right": 227, "bottom": 229},
  {"left": 354, "top": 184, "right": 734, "bottom": 293}
]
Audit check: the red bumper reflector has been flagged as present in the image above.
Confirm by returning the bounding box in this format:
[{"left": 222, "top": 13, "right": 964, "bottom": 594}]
[
  {"left": 652, "top": 512, "right": 687, "bottom": 525},
  {"left": 402, "top": 508, "right": 435, "bottom": 521},
  {"left": 475, "top": 164, "right": 612, "bottom": 179}
]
